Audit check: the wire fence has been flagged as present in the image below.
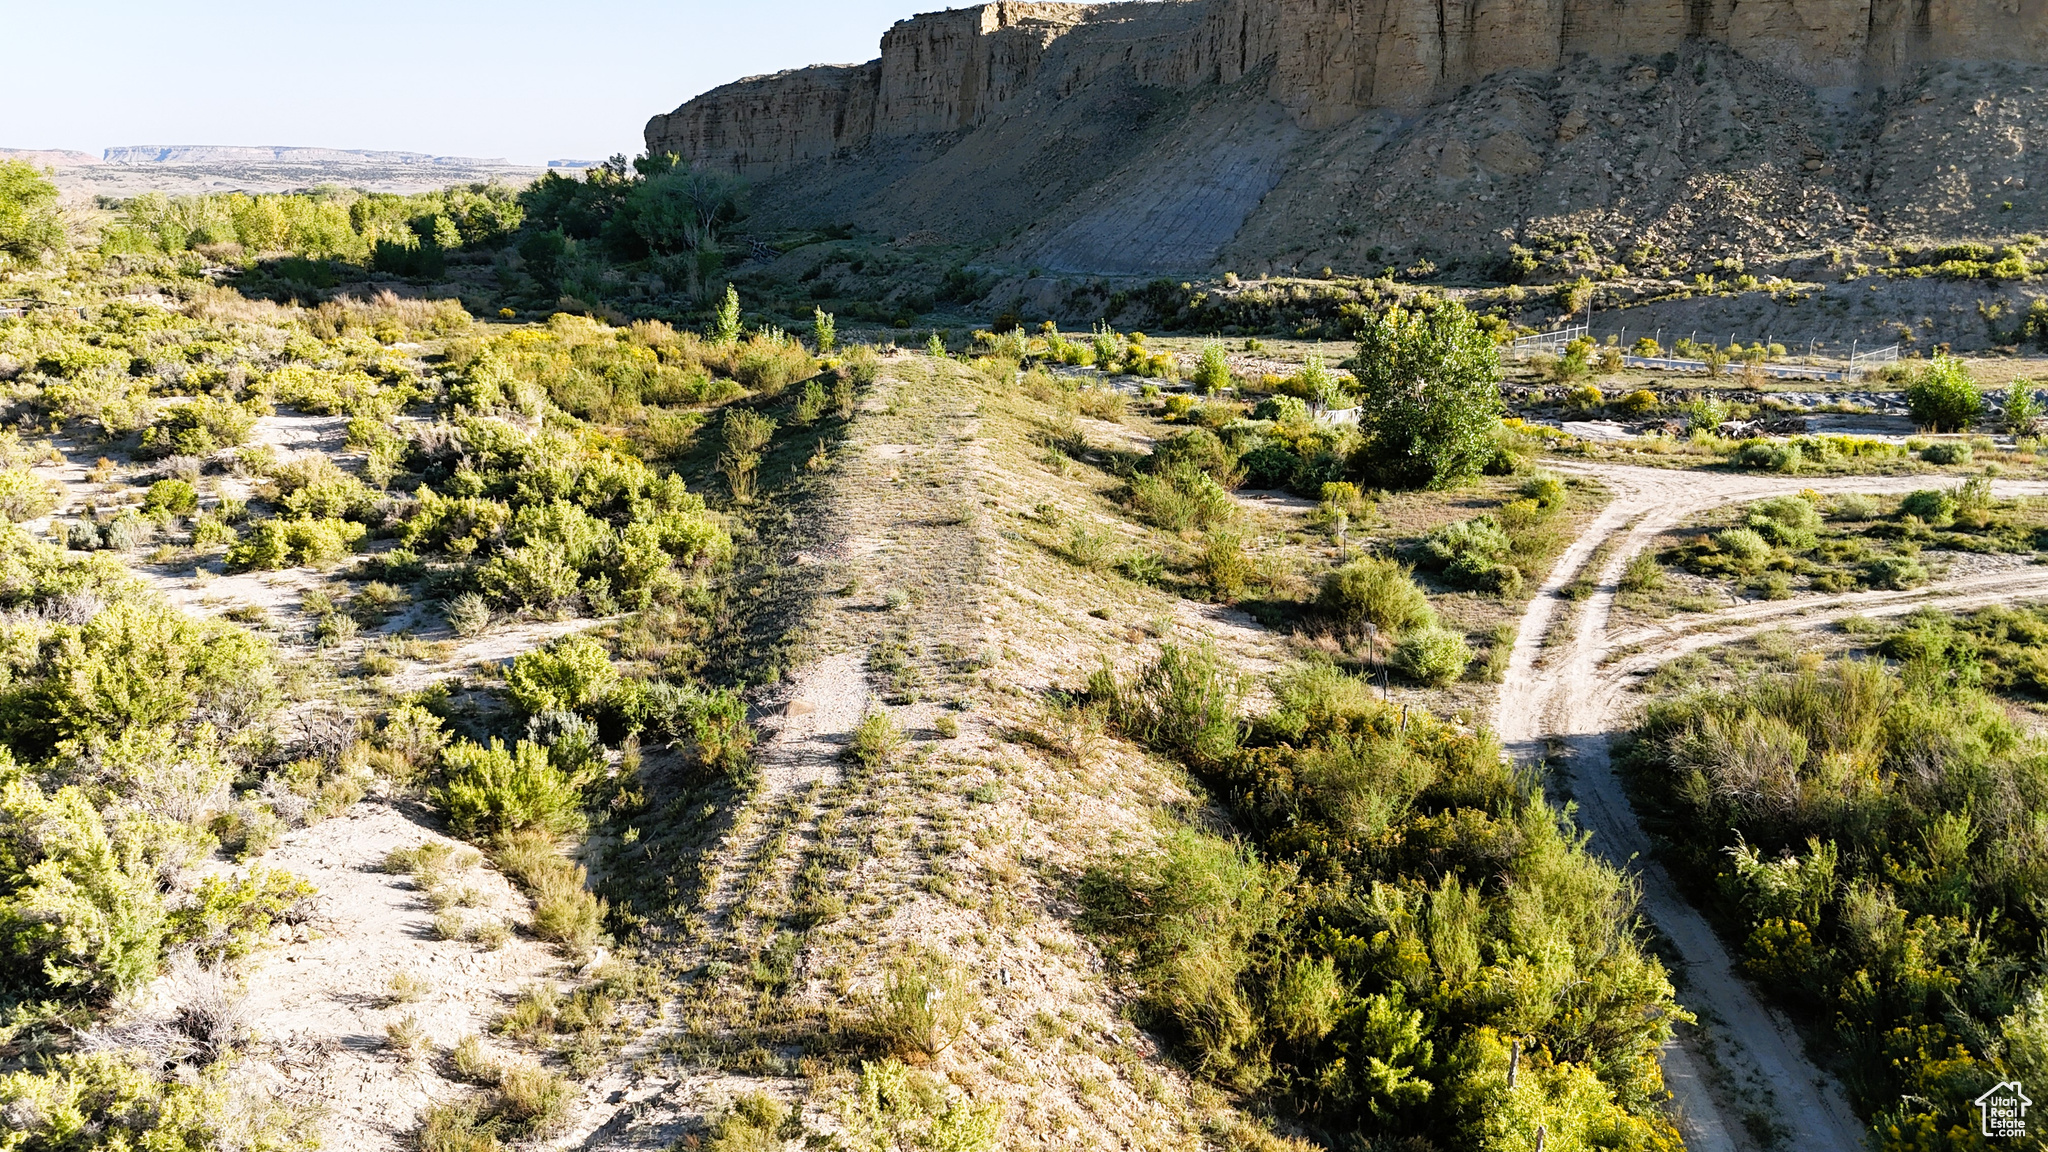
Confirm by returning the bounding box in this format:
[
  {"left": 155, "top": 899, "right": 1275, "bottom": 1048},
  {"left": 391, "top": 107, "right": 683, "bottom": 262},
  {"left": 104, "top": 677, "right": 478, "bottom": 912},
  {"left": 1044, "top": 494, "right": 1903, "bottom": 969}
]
[{"left": 1507, "top": 323, "right": 1587, "bottom": 357}]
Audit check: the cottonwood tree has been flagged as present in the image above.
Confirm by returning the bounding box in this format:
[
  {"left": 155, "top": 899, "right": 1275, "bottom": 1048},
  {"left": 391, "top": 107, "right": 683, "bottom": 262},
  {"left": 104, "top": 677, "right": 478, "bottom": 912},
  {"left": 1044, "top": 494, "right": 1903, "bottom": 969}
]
[{"left": 1352, "top": 301, "right": 1504, "bottom": 489}]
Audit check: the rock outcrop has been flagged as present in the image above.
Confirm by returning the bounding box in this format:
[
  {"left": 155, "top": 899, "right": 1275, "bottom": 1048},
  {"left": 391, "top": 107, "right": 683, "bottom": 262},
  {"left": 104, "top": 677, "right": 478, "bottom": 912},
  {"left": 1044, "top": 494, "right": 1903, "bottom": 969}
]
[
  {"left": 645, "top": 0, "right": 2048, "bottom": 276},
  {"left": 652, "top": 0, "right": 2048, "bottom": 169}
]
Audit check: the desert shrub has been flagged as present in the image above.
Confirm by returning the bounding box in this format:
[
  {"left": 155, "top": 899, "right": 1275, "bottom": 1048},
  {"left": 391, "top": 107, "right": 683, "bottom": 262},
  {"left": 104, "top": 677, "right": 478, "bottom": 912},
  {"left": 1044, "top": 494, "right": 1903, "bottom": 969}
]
[
  {"left": 847, "top": 707, "right": 906, "bottom": 767},
  {"left": 495, "top": 1063, "right": 571, "bottom": 1134},
  {"left": 1732, "top": 439, "right": 1802, "bottom": 472},
  {"left": 1614, "top": 389, "right": 1659, "bottom": 416},
  {"left": 167, "top": 868, "right": 316, "bottom": 963},
  {"left": 1090, "top": 642, "right": 1242, "bottom": 766},
  {"left": 224, "top": 516, "right": 365, "bottom": 570},
  {"left": 139, "top": 396, "right": 257, "bottom": 458},
  {"left": 435, "top": 738, "right": 585, "bottom": 838},
  {"left": 1128, "top": 462, "right": 1236, "bottom": 532},
  {"left": 1391, "top": 626, "right": 1471, "bottom": 686},
  {"left": 142, "top": 478, "right": 199, "bottom": 516},
  {"left": 1832, "top": 493, "right": 1880, "bottom": 521},
  {"left": 1193, "top": 342, "right": 1232, "bottom": 393},
  {"left": 1317, "top": 557, "right": 1435, "bottom": 635},
  {"left": 0, "top": 467, "right": 59, "bottom": 522},
  {"left": 1899, "top": 488, "right": 1957, "bottom": 527},
  {"left": 1864, "top": 554, "right": 1928, "bottom": 589},
  {"left": 419, "top": 1102, "right": 502, "bottom": 1152},
  {"left": 1619, "top": 550, "right": 1664, "bottom": 592},
  {"left": 866, "top": 949, "right": 972, "bottom": 1058},
  {"left": 505, "top": 634, "right": 617, "bottom": 715},
  {"left": 1252, "top": 394, "right": 1309, "bottom": 423},
  {"left": 1352, "top": 301, "right": 1503, "bottom": 488},
  {"left": 1080, "top": 827, "right": 1287, "bottom": 1087},
  {"left": 445, "top": 592, "right": 493, "bottom": 637},
  {"left": 1919, "top": 440, "right": 1973, "bottom": 465},
  {"left": 0, "top": 1053, "right": 313, "bottom": 1152},
  {"left": 1421, "top": 516, "right": 1523, "bottom": 595},
  {"left": 1905, "top": 354, "right": 1981, "bottom": 431},
  {"left": 1744, "top": 495, "right": 1821, "bottom": 550},
  {"left": 718, "top": 407, "right": 777, "bottom": 502},
  {"left": 731, "top": 333, "right": 815, "bottom": 396},
  {"left": 1201, "top": 530, "right": 1255, "bottom": 600},
  {"left": 837, "top": 1060, "right": 1000, "bottom": 1152},
  {"left": 704, "top": 1093, "right": 797, "bottom": 1152},
  {"left": 1712, "top": 526, "right": 1773, "bottom": 563}
]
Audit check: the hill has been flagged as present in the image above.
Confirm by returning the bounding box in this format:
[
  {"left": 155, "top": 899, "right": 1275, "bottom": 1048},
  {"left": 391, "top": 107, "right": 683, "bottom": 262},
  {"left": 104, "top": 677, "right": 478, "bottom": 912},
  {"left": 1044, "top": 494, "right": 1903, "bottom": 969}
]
[{"left": 646, "top": 0, "right": 2048, "bottom": 280}]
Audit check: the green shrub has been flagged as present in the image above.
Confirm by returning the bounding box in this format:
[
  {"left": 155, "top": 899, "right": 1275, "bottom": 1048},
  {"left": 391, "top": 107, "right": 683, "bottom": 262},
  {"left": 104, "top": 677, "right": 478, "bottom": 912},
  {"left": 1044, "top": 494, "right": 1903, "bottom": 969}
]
[
  {"left": 1905, "top": 354, "right": 1981, "bottom": 431},
  {"left": 224, "top": 517, "right": 366, "bottom": 570},
  {"left": 1744, "top": 495, "right": 1821, "bottom": 550},
  {"left": 1252, "top": 394, "right": 1309, "bottom": 423},
  {"left": 505, "top": 634, "right": 617, "bottom": 714},
  {"left": 1919, "top": 440, "right": 1973, "bottom": 465},
  {"left": 1614, "top": 389, "right": 1659, "bottom": 416},
  {"left": 139, "top": 396, "right": 257, "bottom": 458},
  {"left": 1732, "top": 439, "right": 1802, "bottom": 472},
  {"left": 1392, "top": 626, "right": 1471, "bottom": 686},
  {"left": 705, "top": 1093, "right": 796, "bottom": 1152},
  {"left": 1317, "top": 557, "right": 1435, "bottom": 634},
  {"left": 866, "top": 949, "right": 972, "bottom": 1058},
  {"left": 1864, "top": 555, "right": 1928, "bottom": 589},
  {"left": 1422, "top": 516, "right": 1523, "bottom": 595},
  {"left": 1079, "top": 827, "right": 1285, "bottom": 1086},
  {"left": 1619, "top": 550, "right": 1665, "bottom": 592},
  {"left": 1128, "top": 461, "right": 1236, "bottom": 532},
  {"left": 436, "top": 738, "right": 585, "bottom": 838},
  {"left": 1090, "top": 642, "right": 1243, "bottom": 766},
  {"left": 0, "top": 1053, "right": 313, "bottom": 1152},
  {"left": 1193, "top": 342, "right": 1232, "bottom": 393},
  {"left": 445, "top": 592, "right": 492, "bottom": 637},
  {"left": 731, "top": 334, "right": 815, "bottom": 396},
  {"left": 0, "top": 467, "right": 58, "bottom": 524},
  {"left": 847, "top": 707, "right": 906, "bottom": 767},
  {"left": 142, "top": 478, "right": 199, "bottom": 515},
  {"left": 1832, "top": 493, "right": 1881, "bottom": 521},
  {"left": 837, "top": 1060, "right": 1000, "bottom": 1152},
  {"left": 1712, "top": 526, "right": 1773, "bottom": 562},
  {"left": 1899, "top": 488, "right": 1957, "bottom": 527}
]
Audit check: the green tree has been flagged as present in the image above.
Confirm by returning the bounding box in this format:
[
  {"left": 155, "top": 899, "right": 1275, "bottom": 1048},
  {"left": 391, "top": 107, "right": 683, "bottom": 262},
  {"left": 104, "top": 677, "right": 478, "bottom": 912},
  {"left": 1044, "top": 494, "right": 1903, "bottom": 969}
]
[
  {"left": 0, "top": 160, "right": 64, "bottom": 266},
  {"left": 712, "top": 284, "right": 743, "bottom": 344},
  {"left": 1352, "top": 302, "right": 1504, "bottom": 489},
  {"left": 624, "top": 159, "right": 745, "bottom": 259},
  {"left": 1905, "top": 354, "right": 1981, "bottom": 432}
]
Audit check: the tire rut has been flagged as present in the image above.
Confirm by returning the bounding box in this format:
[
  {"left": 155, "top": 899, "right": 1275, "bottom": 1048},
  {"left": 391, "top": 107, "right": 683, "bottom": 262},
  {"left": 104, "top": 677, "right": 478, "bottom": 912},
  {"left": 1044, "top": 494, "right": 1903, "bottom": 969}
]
[{"left": 1494, "top": 462, "right": 2048, "bottom": 1152}]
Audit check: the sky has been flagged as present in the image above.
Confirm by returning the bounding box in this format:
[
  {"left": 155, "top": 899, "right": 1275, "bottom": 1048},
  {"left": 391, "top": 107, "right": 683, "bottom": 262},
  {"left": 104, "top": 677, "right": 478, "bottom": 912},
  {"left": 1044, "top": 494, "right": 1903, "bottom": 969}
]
[{"left": 5, "top": 0, "right": 917, "bottom": 165}]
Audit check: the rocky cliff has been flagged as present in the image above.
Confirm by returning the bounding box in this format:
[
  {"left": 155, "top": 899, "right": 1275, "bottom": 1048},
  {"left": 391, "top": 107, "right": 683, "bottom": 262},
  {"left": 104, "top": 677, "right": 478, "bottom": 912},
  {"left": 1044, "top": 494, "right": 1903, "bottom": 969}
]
[{"left": 647, "top": 0, "right": 2048, "bottom": 276}]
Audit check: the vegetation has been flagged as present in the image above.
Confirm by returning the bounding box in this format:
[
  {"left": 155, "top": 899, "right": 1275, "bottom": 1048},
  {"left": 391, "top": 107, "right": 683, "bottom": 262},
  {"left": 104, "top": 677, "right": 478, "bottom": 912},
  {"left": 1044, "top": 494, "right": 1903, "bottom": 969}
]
[
  {"left": 1622, "top": 610, "right": 2048, "bottom": 1144},
  {"left": 1666, "top": 482, "right": 2042, "bottom": 598},
  {"left": 1351, "top": 301, "right": 1504, "bottom": 489},
  {"left": 1904, "top": 355, "right": 1982, "bottom": 432},
  {"left": 1085, "top": 651, "right": 1685, "bottom": 1149}
]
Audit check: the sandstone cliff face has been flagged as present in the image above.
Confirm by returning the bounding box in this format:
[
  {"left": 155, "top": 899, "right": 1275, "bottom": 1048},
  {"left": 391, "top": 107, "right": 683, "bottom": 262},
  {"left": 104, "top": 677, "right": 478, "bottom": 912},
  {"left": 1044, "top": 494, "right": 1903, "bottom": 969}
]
[{"left": 650, "top": 0, "right": 2048, "bottom": 172}]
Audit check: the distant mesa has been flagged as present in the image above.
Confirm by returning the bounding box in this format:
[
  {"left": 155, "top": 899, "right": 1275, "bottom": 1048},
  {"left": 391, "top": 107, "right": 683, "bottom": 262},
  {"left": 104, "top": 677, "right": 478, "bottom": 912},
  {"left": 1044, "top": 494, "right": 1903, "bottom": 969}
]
[
  {"left": 548, "top": 159, "right": 599, "bottom": 169},
  {"left": 0, "top": 148, "right": 103, "bottom": 167},
  {"left": 99, "top": 145, "right": 516, "bottom": 167}
]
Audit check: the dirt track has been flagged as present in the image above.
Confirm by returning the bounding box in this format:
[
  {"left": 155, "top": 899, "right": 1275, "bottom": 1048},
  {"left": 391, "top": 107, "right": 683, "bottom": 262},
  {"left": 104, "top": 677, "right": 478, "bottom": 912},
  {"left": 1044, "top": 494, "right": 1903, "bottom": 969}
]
[{"left": 1493, "top": 462, "right": 2048, "bottom": 1152}]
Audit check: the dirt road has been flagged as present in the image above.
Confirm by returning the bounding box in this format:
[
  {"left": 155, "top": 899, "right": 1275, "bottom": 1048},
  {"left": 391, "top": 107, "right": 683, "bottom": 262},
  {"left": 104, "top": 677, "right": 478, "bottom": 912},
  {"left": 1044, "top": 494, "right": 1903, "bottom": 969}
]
[{"left": 1494, "top": 462, "right": 2048, "bottom": 1152}]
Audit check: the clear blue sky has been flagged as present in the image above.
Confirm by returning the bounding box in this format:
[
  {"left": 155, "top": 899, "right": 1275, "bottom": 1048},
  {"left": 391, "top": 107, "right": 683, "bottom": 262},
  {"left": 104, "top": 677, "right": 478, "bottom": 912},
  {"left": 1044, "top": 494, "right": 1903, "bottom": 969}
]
[{"left": 7, "top": 0, "right": 917, "bottom": 164}]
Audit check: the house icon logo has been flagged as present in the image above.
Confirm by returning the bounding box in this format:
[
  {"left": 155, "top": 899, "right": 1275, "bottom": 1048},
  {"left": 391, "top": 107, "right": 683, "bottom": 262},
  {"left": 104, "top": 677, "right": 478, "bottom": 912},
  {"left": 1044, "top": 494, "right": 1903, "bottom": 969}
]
[{"left": 1977, "top": 1080, "right": 2032, "bottom": 1137}]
